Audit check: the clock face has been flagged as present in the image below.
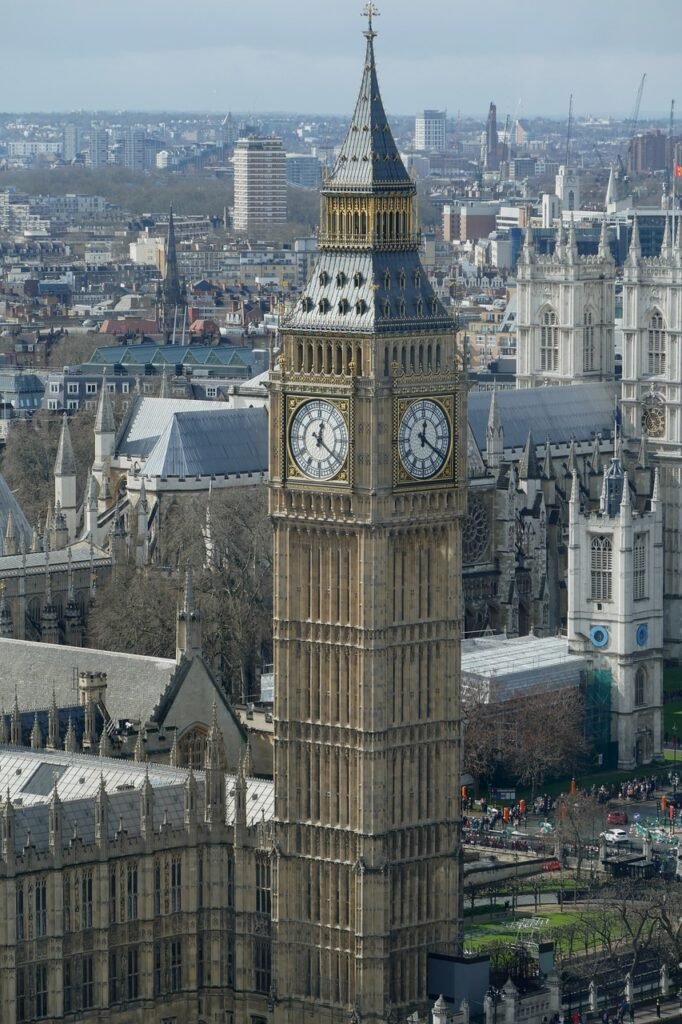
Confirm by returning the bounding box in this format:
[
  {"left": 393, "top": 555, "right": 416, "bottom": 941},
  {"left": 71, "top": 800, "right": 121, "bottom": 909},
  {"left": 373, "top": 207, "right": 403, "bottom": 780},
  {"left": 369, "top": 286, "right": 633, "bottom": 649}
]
[
  {"left": 398, "top": 398, "right": 451, "bottom": 480},
  {"left": 289, "top": 399, "right": 349, "bottom": 480},
  {"left": 642, "top": 403, "right": 665, "bottom": 438}
]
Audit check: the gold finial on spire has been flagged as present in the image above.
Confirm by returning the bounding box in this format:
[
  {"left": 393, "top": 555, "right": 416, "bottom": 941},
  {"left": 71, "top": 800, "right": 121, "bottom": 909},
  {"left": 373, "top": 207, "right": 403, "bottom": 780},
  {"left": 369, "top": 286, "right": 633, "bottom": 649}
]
[{"left": 362, "top": 2, "right": 380, "bottom": 38}]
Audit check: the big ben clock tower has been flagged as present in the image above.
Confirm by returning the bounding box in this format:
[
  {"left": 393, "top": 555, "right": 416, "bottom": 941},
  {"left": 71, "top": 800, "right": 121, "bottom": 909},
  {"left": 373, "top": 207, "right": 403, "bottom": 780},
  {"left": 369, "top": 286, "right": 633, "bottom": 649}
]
[{"left": 269, "top": 8, "right": 465, "bottom": 1021}]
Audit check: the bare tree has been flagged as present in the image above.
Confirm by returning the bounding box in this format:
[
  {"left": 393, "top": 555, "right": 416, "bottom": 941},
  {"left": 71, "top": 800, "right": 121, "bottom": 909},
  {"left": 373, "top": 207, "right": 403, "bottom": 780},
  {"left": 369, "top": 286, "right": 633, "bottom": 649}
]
[
  {"left": 504, "top": 686, "right": 590, "bottom": 798},
  {"left": 554, "top": 792, "right": 605, "bottom": 881}
]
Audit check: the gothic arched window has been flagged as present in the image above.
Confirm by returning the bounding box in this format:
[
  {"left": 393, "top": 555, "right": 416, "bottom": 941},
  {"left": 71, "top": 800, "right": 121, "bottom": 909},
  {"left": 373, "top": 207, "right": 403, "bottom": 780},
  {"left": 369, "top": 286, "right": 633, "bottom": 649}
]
[
  {"left": 590, "top": 535, "right": 613, "bottom": 602},
  {"left": 633, "top": 533, "right": 647, "bottom": 601},
  {"left": 635, "top": 667, "right": 646, "bottom": 707},
  {"left": 648, "top": 311, "right": 666, "bottom": 375},
  {"left": 583, "top": 309, "right": 595, "bottom": 372},
  {"left": 540, "top": 308, "right": 559, "bottom": 372}
]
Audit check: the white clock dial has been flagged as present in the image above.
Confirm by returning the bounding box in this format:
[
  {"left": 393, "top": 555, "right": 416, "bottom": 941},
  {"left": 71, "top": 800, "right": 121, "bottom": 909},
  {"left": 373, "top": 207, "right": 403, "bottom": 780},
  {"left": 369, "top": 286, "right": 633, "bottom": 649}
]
[
  {"left": 398, "top": 398, "right": 451, "bottom": 480},
  {"left": 290, "top": 399, "right": 349, "bottom": 480}
]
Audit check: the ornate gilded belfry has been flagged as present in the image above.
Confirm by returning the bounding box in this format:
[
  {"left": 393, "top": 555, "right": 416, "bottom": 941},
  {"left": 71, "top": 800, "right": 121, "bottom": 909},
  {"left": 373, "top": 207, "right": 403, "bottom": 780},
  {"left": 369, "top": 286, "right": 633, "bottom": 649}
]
[{"left": 269, "top": 6, "right": 465, "bottom": 1021}]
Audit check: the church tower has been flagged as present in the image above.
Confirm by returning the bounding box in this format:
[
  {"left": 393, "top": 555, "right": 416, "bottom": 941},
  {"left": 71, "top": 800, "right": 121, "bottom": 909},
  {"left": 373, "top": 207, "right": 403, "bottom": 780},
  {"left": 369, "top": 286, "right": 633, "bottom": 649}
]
[
  {"left": 620, "top": 215, "right": 682, "bottom": 656},
  {"left": 270, "top": 10, "right": 465, "bottom": 1022},
  {"left": 516, "top": 218, "right": 615, "bottom": 388},
  {"left": 158, "top": 206, "right": 186, "bottom": 337},
  {"left": 568, "top": 463, "right": 663, "bottom": 768}
]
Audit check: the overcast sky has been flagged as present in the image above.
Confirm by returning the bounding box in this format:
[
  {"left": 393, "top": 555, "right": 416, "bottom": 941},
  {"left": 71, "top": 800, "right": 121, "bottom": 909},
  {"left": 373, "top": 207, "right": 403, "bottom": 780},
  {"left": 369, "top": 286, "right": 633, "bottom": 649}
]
[{"left": 3, "top": 0, "right": 681, "bottom": 119}]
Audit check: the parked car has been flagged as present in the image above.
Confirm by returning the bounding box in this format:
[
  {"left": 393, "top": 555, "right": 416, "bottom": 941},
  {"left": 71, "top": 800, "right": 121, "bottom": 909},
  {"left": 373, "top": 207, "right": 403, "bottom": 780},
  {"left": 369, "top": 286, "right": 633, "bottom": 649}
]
[
  {"left": 601, "top": 828, "right": 629, "bottom": 845},
  {"left": 607, "top": 809, "right": 628, "bottom": 825}
]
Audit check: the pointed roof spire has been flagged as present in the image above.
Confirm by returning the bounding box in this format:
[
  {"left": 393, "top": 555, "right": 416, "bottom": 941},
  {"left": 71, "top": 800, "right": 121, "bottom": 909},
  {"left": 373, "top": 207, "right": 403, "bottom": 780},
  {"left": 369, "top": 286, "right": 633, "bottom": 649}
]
[
  {"left": 542, "top": 438, "right": 555, "bottom": 480},
  {"left": 620, "top": 469, "right": 631, "bottom": 512},
  {"left": 661, "top": 213, "right": 672, "bottom": 260},
  {"left": 519, "top": 431, "right": 540, "bottom": 480},
  {"left": 598, "top": 216, "right": 613, "bottom": 262},
  {"left": 566, "top": 215, "right": 578, "bottom": 263},
  {"left": 567, "top": 438, "right": 578, "bottom": 476},
  {"left": 590, "top": 434, "right": 602, "bottom": 475},
  {"left": 54, "top": 413, "right": 76, "bottom": 477},
  {"left": 30, "top": 712, "right": 42, "bottom": 750},
  {"left": 324, "top": 5, "right": 412, "bottom": 193},
  {"left": 626, "top": 214, "right": 641, "bottom": 265},
  {"left": 94, "top": 382, "right": 115, "bottom": 435},
  {"left": 487, "top": 388, "right": 501, "bottom": 435},
  {"left": 652, "top": 466, "right": 661, "bottom": 508},
  {"left": 64, "top": 715, "right": 77, "bottom": 753},
  {"left": 605, "top": 164, "right": 617, "bottom": 209},
  {"left": 555, "top": 220, "right": 566, "bottom": 261}
]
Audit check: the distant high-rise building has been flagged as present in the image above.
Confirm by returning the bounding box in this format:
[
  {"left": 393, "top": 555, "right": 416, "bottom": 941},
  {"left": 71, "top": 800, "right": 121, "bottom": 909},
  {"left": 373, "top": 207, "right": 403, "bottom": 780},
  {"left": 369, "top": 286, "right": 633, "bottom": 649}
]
[
  {"left": 627, "top": 130, "right": 667, "bottom": 175},
  {"left": 218, "top": 112, "right": 237, "bottom": 151},
  {"left": 233, "top": 136, "right": 287, "bottom": 233},
  {"left": 87, "top": 129, "right": 109, "bottom": 169},
  {"left": 414, "top": 109, "right": 446, "bottom": 152},
  {"left": 124, "top": 128, "right": 146, "bottom": 172},
  {"left": 62, "top": 124, "right": 80, "bottom": 163},
  {"left": 483, "top": 101, "right": 499, "bottom": 170},
  {"left": 286, "top": 153, "right": 322, "bottom": 189}
]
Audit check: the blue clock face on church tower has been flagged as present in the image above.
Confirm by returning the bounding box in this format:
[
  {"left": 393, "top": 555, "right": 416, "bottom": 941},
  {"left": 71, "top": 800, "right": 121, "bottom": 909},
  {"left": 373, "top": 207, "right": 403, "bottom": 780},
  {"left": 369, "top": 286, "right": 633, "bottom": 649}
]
[{"left": 636, "top": 624, "right": 648, "bottom": 648}]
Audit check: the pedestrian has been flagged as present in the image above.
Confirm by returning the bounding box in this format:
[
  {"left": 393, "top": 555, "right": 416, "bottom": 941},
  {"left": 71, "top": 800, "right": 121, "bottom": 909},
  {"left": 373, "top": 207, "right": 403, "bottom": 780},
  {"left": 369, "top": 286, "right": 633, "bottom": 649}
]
[
  {"left": 656, "top": 997, "right": 661, "bottom": 1019},
  {"left": 629, "top": 1004, "right": 634, "bottom": 1023}
]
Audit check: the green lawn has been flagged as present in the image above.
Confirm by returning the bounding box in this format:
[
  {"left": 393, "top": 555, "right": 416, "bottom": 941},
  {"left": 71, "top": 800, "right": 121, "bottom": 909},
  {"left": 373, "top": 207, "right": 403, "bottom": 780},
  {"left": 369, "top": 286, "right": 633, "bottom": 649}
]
[{"left": 464, "top": 907, "right": 626, "bottom": 955}]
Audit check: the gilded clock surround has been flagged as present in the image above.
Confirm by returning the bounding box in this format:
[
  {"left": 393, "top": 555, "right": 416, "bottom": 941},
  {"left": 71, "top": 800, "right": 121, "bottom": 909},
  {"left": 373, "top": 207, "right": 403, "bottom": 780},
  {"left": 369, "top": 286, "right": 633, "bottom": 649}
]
[
  {"left": 394, "top": 393, "right": 455, "bottom": 486},
  {"left": 286, "top": 394, "right": 352, "bottom": 484}
]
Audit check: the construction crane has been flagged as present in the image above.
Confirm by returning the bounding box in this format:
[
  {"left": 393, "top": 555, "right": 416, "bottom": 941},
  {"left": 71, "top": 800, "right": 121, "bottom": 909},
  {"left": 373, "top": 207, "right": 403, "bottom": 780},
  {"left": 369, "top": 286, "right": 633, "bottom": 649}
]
[
  {"left": 626, "top": 73, "right": 647, "bottom": 172},
  {"left": 668, "top": 99, "right": 676, "bottom": 195},
  {"left": 565, "top": 94, "right": 573, "bottom": 169}
]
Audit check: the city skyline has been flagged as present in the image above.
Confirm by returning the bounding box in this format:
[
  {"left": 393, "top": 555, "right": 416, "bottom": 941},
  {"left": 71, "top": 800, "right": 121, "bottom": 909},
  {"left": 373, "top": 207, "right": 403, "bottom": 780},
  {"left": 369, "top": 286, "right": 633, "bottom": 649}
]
[{"left": 4, "top": 0, "right": 682, "bottom": 120}]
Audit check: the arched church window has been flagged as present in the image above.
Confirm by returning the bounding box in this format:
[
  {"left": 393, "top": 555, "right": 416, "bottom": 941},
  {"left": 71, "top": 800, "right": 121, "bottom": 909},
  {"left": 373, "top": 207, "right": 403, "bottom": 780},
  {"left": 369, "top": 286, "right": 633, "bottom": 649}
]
[
  {"left": 583, "top": 309, "right": 595, "bottom": 372},
  {"left": 590, "top": 535, "right": 613, "bottom": 602},
  {"left": 633, "top": 533, "right": 647, "bottom": 601},
  {"left": 648, "top": 311, "right": 666, "bottom": 375},
  {"left": 635, "top": 667, "right": 646, "bottom": 707},
  {"left": 540, "top": 308, "right": 559, "bottom": 372}
]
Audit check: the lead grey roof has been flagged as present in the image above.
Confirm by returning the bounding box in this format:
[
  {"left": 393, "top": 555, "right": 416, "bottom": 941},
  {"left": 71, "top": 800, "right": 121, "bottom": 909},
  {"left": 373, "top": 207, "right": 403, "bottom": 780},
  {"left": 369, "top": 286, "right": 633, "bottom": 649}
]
[
  {"left": 142, "top": 407, "right": 268, "bottom": 479},
  {"left": 284, "top": 250, "right": 453, "bottom": 334},
  {"left": 0, "top": 747, "right": 274, "bottom": 851},
  {"left": 116, "top": 397, "right": 221, "bottom": 458},
  {"left": 0, "top": 637, "right": 176, "bottom": 723},
  {"left": 325, "top": 34, "right": 413, "bottom": 192},
  {"left": 468, "top": 382, "right": 618, "bottom": 452}
]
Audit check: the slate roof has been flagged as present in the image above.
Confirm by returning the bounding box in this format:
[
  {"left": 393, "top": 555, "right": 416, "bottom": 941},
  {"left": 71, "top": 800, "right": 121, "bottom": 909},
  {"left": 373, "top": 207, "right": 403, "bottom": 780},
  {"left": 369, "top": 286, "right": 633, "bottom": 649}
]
[
  {"left": 0, "top": 637, "right": 176, "bottom": 723},
  {"left": 142, "top": 406, "right": 268, "bottom": 480},
  {"left": 468, "top": 382, "right": 619, "bottom": 453},
  {"left": 284, "top": 250, "right": 453, "bottom": 334},
  {"left": 326, "top": 33, "right": 413, "bottom": 192},
  {"left": 116, "top": 397, "right": 221, "bottom": 458},
  {"left": 0, "top": 747, "right": 274, "bottom": 851}
]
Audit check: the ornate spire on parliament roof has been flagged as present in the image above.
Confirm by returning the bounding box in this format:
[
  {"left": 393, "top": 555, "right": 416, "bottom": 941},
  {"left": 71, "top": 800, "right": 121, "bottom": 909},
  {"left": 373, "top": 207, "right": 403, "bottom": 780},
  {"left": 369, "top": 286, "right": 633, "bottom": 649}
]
[{"left": 325, "top": 3, "right": 413, "bottom": 194}]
